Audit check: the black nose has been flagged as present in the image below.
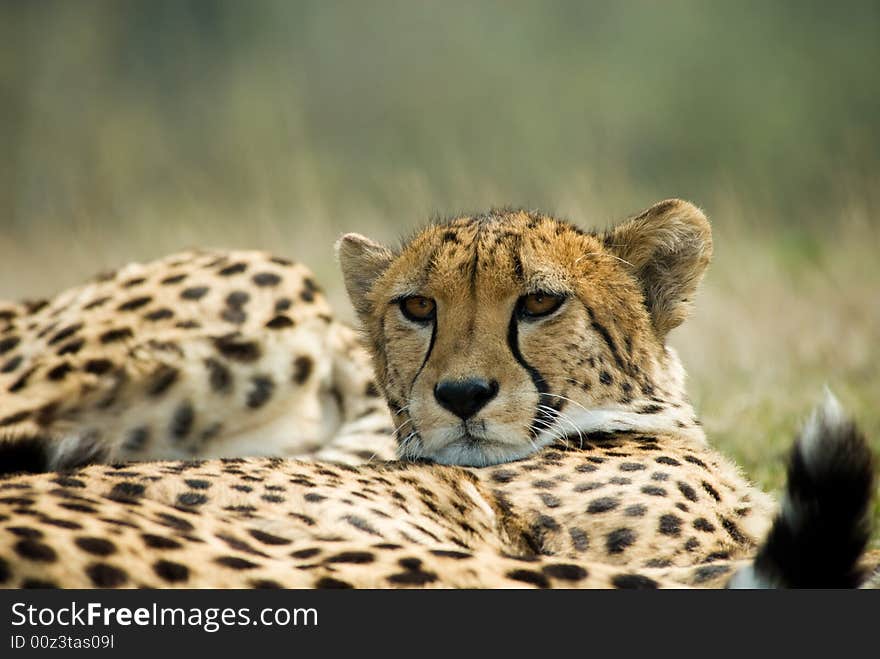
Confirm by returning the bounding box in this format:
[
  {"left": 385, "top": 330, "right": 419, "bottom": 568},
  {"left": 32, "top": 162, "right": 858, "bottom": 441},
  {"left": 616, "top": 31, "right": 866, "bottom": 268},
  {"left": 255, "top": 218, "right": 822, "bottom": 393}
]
[{"left": 434, "top": 378, "right": 499, "bottom": 420}]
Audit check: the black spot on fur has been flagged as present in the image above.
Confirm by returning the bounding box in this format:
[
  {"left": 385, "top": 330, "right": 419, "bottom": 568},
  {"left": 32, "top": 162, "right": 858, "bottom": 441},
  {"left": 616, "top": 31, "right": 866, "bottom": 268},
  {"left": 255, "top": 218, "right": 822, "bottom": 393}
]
[
  {"left": 659, "top": 514, "right": 683, "bottom": 536},
  {"left": 156, "top": 513, "right": 194, "bottom": 532},
  {"left": 46, "top": 362, "right": 72, "bottom": 381},
  {"left": 154, "top": 560, "right": 189, "bottom": 582},
  {"left": 694, "top": 564, "right": 731, "bottom": 584},
  {"left": 56, "top": 338, "right": 85, "bottom": 355},
  {"left": 315, "top": 577, "right": 353, "bottom": 589},
  {"left": 253, "top": 272, "right": 281, "bottom": 287},
  {"left": 542, "top": 563, "right": 588, "bottom": 581},
  {"left": 7, "top": 527, "right": 42, "bottom": 538},
  {"left": 170, "top": 402, "right": 195, "bottom": 440},
  {"left": 14, "top": 539, "right": 57, "bottom": 562},
  {"left": 145, "top": 308, "right": 175, "bottom": 321},
  {"left": 612, "top": 573, "right": 658, "bottom": 589},
  {"left": 219, "top": 262, "right": 248, "bottom": 276},
  {"left": 204, "top": 358, "right": 232, "bottom": 393},
  {"left": 291, "top": 548, "right": 322, "bottom": 559},
  {"left": 221, "top": 308, "right": 246, "bottom": 325},
  {"left": 148, "top": 365, "right": 179, "bottom": 396},
  {"left": 721, "top": 517, "right": 748, "bottom": 545},
  {"left": 86, "top": 563, "right": 128, "bottom": 587},
  {"left": 677, "top": 481, "right": 699, "bottom": 502},
  {"left": 84, "top": 358, "right": 114, "bottom": 375},
  {"left": 99, "top": 328, "right": 133, "bottom": 344},
  {"left": 47, "top": 323, "right": 83, "bottom": 346},
  {"left": 491, "top": 469, "right": 516, "bottom": 483},
  {"left": 53, "top": 476, "right": 86, "bottom": 488},
  {"left": 605, "top": 528, "right": 637, "bottom": 553},
  {"left": 266, "top": 315, "right": 294, "bottom": 329},
  {"left": 181, "top": 286, "right": 209, "bottom": 300},
  {"left": 216, "top": 556, "right": 257, "bottom": 570},
  {"left": 641, "top": 485, "right": 667, "bottom": 496},
  {"left": 325, "top": 551, "right": 374, "bottom": 564},
  {"left": 75, "top": 537, "right": 117, "bottom": 556},
  {"left": 83, "top": 296, "right": 110, "bottom": 310},
  {"left": 21, "top": 579, "right": 57, "bottom": 589},
  {"left": 250, "top": 579, "right": 283, "bottom": 589},
  {"left": 248, "top": 530, "right": 290, "bottom": 546},
  {"left": 506, "top": 569, "right": 550, "bottom": 588},
  {"left": 226, "top": 291, "right": 250, "bottom": 308},
  {"left": 142, "top": 534, "right": 183, "bottom": 550},
  {"left": 0, "top": 336, "right": 21, "bottom": 355},
  {"left": 246, "top": 376, "right": 275, "bottom": 409},
  {"left": 682, "top": 455, "right": 709, "bottom": 471},
  {"left": 214, "top": 335, "right": 261, "bottom": 362},
  {"left": 292, "top": 356, "right": 313, "bottom": 384},
  {"left": 118, "top": 296, "right": 152, "bottom": 312},
  {"left": 1, "top": 354, "right": 22, "bottom": 373},
  {"left": 176, "top": 492, "right": 207, "bottom": 506},
  {"left": 343, "top": 514, "right": 381, "bottom": 536},
  {"left": 639, "top": 404, "right": 664, "bottom": 414},
  {"left": 587, "top": 497, "right": 619, "bottom": 513},
  {"left": 108, "top": 482, "right": 145, "bottom": 503},
  {"left": 701, "top": 481, "right": 721, "bottom": 501},
  {"left": 429, "top": 549, "right": 472, "bottom": 559}
]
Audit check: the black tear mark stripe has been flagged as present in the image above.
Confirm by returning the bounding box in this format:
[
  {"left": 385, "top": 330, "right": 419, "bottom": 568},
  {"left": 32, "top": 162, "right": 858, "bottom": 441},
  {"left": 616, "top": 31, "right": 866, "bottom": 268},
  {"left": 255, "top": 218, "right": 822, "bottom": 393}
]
[
  {"left": 406, "top": 309, "right": 438, "bottom": 393},
  {"left": 582, "top": 302, "right": 632, "bottom": 376},
  {"left": 507, "top": 311, "right": 555, "bottom": 435}
]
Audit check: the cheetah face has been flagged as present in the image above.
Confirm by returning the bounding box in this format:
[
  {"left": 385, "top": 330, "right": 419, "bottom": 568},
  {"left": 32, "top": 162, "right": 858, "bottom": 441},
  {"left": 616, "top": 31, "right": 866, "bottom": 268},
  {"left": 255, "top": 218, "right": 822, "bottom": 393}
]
[{"left": 339, "top": 200, "right": 712, "bottom": 466}]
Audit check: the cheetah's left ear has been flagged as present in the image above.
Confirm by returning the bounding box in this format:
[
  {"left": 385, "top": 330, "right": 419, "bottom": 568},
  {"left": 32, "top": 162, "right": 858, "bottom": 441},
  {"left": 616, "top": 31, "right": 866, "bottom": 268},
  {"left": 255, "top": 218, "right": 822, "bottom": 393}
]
[
  {"left": 603, "top": 199, "right": 713, "bottom": 340},
  {"left": 336, "top": 233, "right": 395, "bottom": 318}
]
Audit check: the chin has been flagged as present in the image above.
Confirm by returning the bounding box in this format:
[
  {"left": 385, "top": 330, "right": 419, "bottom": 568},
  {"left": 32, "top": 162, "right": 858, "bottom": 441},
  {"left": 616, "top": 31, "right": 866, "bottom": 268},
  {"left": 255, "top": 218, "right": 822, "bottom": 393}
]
[{"left": 417, "top": 433, "right": 554, "bottom": 467}]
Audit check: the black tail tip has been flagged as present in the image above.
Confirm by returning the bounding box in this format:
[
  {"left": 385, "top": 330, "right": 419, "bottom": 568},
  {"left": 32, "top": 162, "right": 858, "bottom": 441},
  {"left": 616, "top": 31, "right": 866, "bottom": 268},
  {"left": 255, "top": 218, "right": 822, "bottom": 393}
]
[
  {"left": 730, "top": 391, "right": 876, "bottom": 588},
  {"left": 0, "top": 435, "right": 50, "bottom": 477}
]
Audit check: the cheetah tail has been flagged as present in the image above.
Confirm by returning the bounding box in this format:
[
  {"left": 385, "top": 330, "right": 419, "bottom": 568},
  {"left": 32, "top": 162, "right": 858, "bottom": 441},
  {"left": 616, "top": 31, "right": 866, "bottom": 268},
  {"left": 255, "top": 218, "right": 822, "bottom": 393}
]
[{"left": 728, "top": 390, "right": 876, "bottom": 588}]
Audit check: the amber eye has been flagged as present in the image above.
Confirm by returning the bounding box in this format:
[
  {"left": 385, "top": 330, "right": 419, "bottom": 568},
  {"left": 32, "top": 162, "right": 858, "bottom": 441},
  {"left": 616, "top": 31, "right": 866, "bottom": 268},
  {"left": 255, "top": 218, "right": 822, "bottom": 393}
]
[
  {"left": 400, "top": 296, "right": 436, "bottom": 322},
  {"left": 519, "top": 291, "right": 565, "bottom": 318}
]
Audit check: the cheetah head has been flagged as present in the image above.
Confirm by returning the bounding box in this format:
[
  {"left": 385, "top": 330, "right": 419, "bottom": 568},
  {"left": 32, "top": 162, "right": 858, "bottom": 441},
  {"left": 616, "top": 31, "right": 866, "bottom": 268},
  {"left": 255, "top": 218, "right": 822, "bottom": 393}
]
[{"left": 338, "top": 199, "right": 712, "bottom": 466}]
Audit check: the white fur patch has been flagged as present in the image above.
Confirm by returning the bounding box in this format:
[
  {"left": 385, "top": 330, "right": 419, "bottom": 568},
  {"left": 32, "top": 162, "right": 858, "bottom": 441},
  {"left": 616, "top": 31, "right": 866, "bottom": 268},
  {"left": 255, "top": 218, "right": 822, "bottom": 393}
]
[
  {"left": 726, "top": 565, "right": 773, "bottom": 589},
  {"left": 535, "top": 406, "right": 704, "bottom": 447},
  {"left": 799, "top": 387, "right": 846, "bottom": 475}
]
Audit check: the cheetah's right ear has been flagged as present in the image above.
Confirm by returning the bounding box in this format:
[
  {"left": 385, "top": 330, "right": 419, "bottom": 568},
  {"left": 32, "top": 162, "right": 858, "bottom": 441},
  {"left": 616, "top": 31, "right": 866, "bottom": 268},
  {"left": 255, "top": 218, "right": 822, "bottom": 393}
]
[
  {"left": 336, "top": 233, "right": 395, "bottom": 317},
  {"left": 603, "top": 199, "right": 713, "bottom": 340}
]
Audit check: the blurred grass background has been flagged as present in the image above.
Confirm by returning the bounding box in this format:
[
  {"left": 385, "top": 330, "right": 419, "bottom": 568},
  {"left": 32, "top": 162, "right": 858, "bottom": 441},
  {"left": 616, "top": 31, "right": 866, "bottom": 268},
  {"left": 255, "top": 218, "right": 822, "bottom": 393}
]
[{"left": 1, "top": 1, "right": 878, "bottom": 533}]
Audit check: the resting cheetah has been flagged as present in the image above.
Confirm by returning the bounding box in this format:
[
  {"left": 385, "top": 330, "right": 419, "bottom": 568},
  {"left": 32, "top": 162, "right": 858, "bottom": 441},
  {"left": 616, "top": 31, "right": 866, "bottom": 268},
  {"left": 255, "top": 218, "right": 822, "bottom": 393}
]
[
  {"left": 0, "top": 250, "right": 396, "bottom": 469},
  {"left": 0, "top": 199, "right": 875, "bottom": 588}
]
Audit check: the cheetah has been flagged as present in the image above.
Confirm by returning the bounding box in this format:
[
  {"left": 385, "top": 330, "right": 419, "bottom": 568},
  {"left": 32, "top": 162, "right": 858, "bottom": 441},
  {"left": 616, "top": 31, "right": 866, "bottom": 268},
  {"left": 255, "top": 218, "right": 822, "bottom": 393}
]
[
  {"left": 0, "top": 250, "right": 397, "bottom": 469},
  {"left": 0, "top": 199, "right": 875, "bottom": 588}
]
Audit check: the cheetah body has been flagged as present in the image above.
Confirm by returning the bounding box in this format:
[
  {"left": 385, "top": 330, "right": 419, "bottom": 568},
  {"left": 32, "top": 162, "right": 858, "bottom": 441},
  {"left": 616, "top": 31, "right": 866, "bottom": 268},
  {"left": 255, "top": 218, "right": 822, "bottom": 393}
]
[
  {"left": 0, "top": 200, "right": 874, "bottom": 588},
  {"left": 0, "top": 250, "right": 395, "bottom": 469}
]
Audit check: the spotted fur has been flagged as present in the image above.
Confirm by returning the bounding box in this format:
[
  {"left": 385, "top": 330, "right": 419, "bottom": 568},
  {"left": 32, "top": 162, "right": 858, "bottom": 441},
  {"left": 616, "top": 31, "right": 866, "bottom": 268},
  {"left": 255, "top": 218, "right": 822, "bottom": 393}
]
[
  {"left": 0, "top": 200, "right": 875, "bottom": 588},
  {"left": 0, "top": 249, "right": 396, "bottom": 470}
]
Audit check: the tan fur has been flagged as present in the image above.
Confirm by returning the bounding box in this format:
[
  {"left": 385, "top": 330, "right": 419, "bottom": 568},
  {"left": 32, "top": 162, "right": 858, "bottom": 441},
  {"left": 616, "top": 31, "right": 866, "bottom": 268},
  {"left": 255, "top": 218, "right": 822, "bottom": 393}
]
[
  {"left": 339, "top": 200, "right": 708, "bottom": 466},
  {"left": 0, "top": 199, "right": 847, "bottom": 589},
  {"left": 0, "top": 249, "right": 396, "bottom": 468}
]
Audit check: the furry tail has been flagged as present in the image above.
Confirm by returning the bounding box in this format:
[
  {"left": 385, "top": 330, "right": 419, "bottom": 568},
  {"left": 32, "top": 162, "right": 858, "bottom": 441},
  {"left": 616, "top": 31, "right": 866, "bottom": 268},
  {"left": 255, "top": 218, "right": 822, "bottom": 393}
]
[{"left": 729, "top": 391, "right": 876, "bottom": 588}]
